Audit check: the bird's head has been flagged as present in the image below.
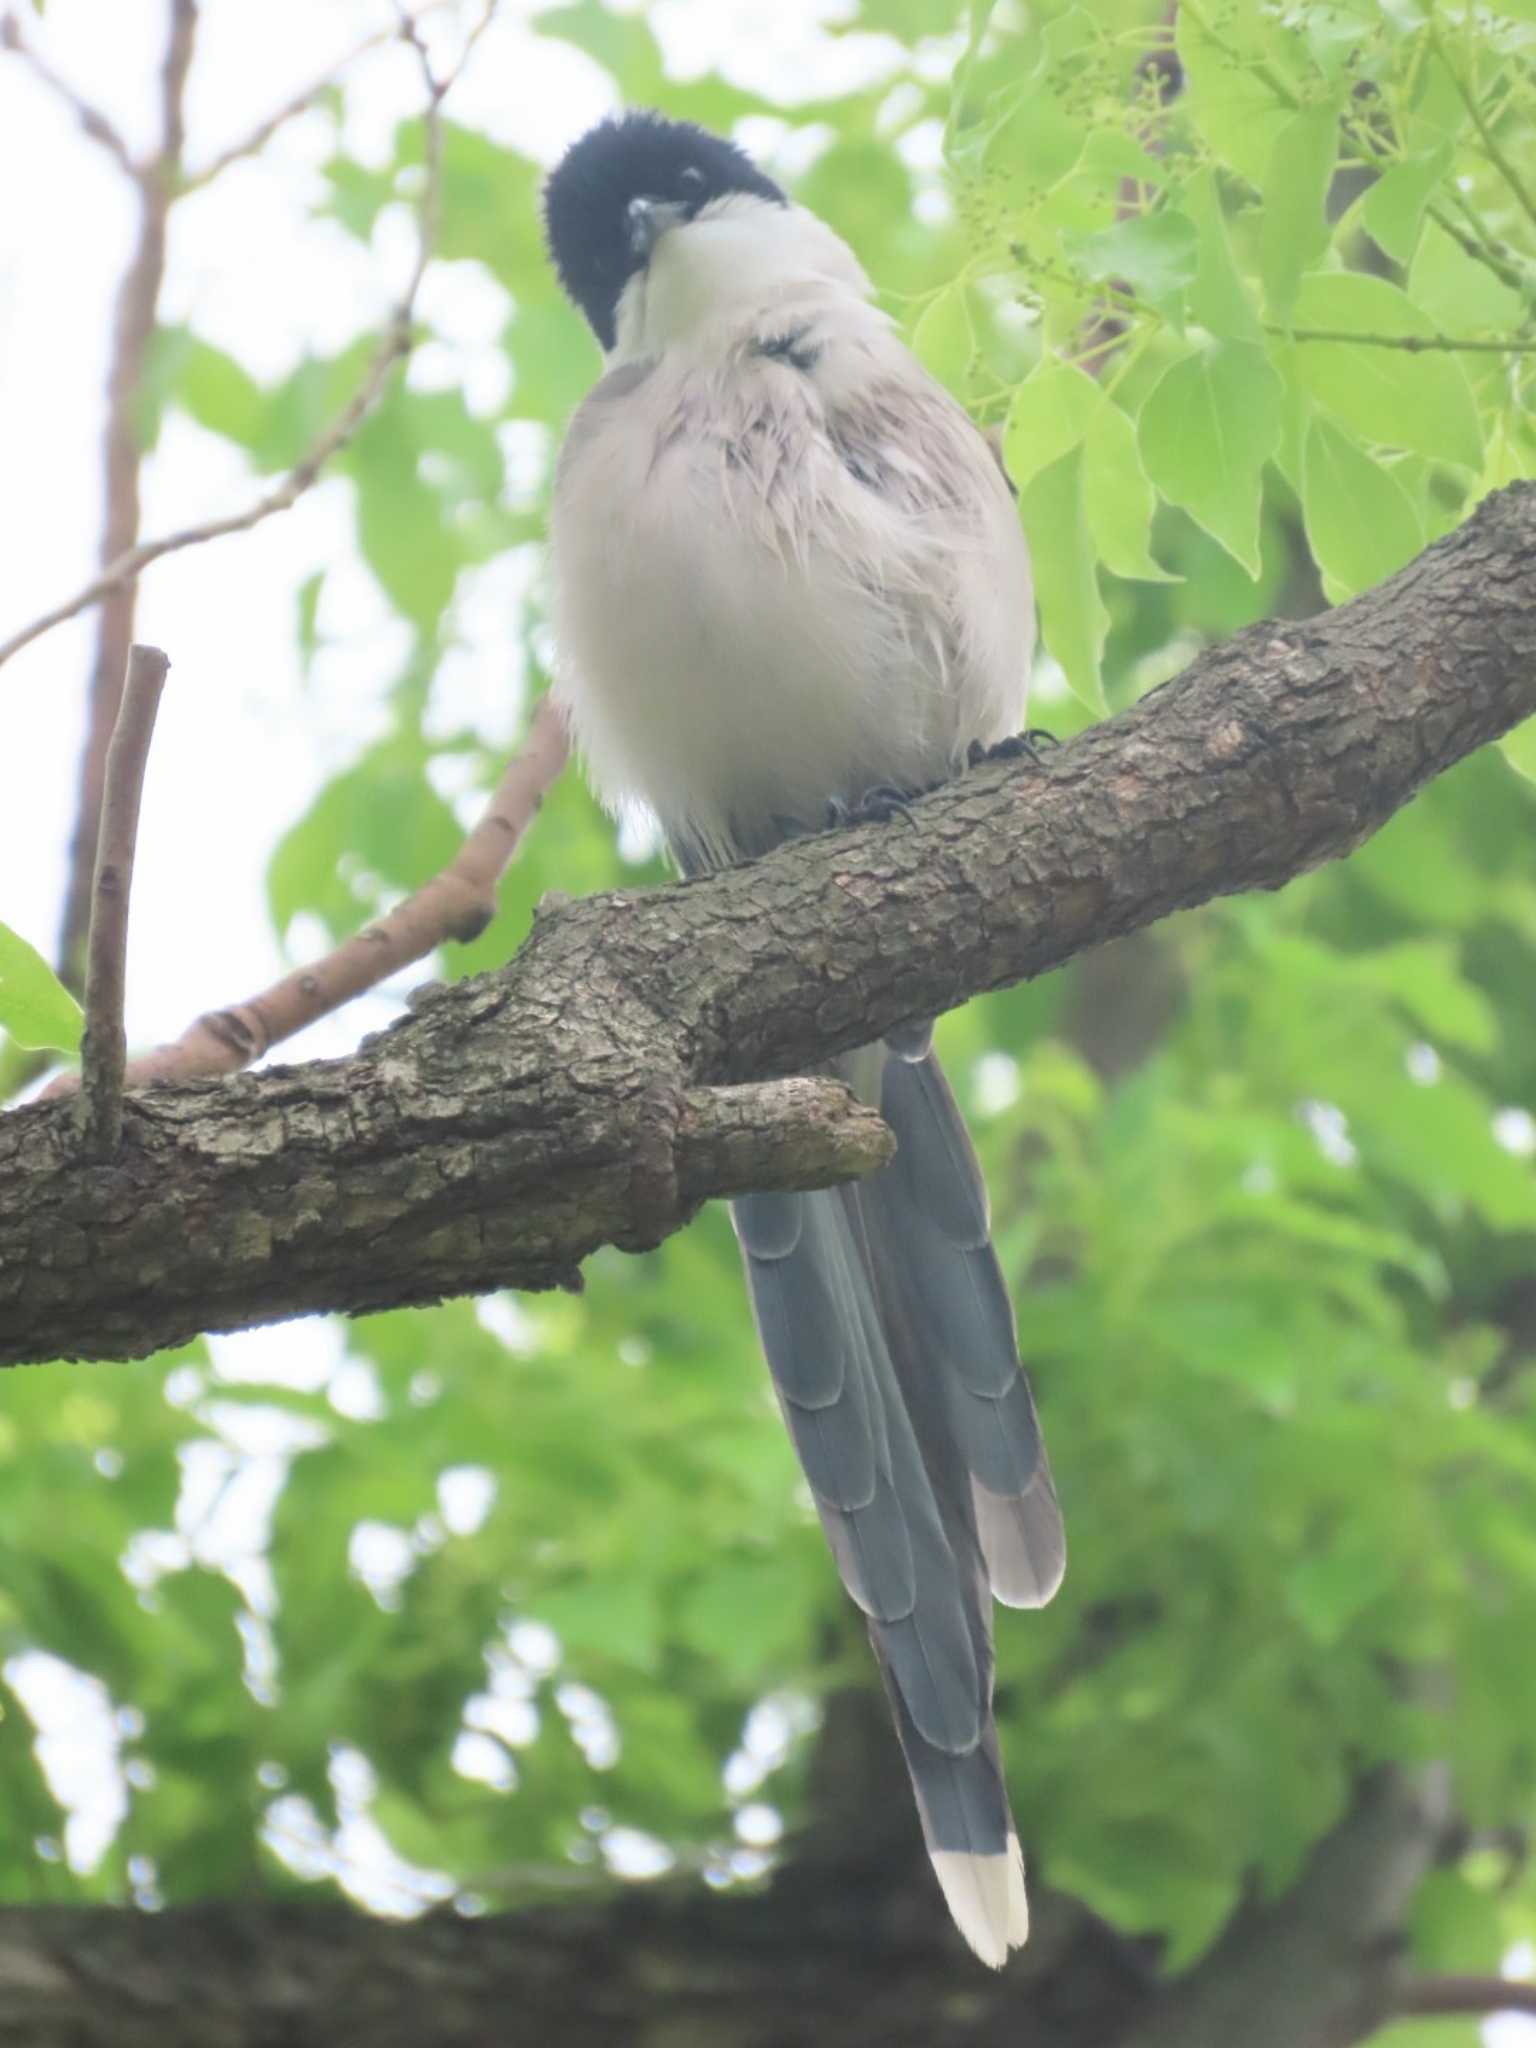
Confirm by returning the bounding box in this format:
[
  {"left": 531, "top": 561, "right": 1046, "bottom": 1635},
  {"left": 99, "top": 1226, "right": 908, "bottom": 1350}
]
[
  {"left": 544, "top": 111, "right": 789, "bottom": 353},
  {"left": 546, "top": 111, "right": 874, "bottom": 362}
]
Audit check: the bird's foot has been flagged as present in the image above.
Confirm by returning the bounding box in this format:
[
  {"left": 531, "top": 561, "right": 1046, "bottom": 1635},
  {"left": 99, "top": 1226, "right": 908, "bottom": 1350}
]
[
  {"left": 968, "top": 729, "right": 1059, "bottom": 770},
  {"left": 826, "top": 783, "right": 923, "bottom": 831}
]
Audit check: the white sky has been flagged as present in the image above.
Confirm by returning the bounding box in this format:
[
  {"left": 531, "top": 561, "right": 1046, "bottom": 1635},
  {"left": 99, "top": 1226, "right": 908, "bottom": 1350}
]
[{"left": 0, "top": 0, "right": 908, "bottom": 1061}]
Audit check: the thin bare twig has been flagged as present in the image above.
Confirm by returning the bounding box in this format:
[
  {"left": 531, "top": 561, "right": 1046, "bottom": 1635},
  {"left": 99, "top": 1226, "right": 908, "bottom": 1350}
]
[
  {"left": 184, "top": 25, "right": 389, "bottom": 190},
  {"left": 393, "top": 0, "right": 499, "bottom": 96},
  {"left": 1268, "top": 323, "right": 1536, "bottom": 353},
  {"left": 0, "top": 3, "right": 497, "bottom": 683},
  {"left": 75, "top": 645, "right": 171, "bottom": 1153},
  {"left": 44, "top": 694, "right": 569, "bottom": 1096},
  {"left": 0, "top": 11, "right": 139, "bottom": 177},
  {"left": 158, "top": 0, "right": 196, "bottom": 168},
  {"left": 47, "top": 0, "right": 197, "bottom": 989},
  {"left": 0, "top": 314, "right": 411, "bottom": 675},
  {"left": 180, "top": 4, "right": 455, "bottom": 192},
  {"left": 1397, "top": 1974, "right": 1536, "bottom": 2019},
  {"left": 1426, "top": 197, "right": 1535, "bottom": 302}
]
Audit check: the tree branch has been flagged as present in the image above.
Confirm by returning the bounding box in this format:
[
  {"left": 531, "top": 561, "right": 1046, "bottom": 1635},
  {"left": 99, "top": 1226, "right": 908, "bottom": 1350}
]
[
  {"left": 1, "top": 483, "right": 1532, "bottom": 1367},
  {"left": 0, "top": 1883, "right": 1148, "bottom": 2048},
  {"left": 158, "top": 0, "right": 197, "bottom": 169},
  {"left": 1268, "top": 325, "right": 1536, "bottom": 354},
  {"left": 74, "top": 645, "right": 170, "bottom": 1155},
  {"left": 186, "top": 25, "right": 386, "bottom": 188},
  {"left": 1396, "top": 1974, "right": 1536, "bottom": 2019},
  {"left": 0, "top": 1774, "right": 1483, "bottom": 2048},
  {"left": 0, "top": 5, "right": 493, "bottom": 684},
  {"left": 0, "top": 11, "right": 137, "bottom": 175},
  {"left": 47, "top": 2, "right": 196, "bottom": 984},
  {"left": 1118, "top": 1768, "right": 1452, "bottom": 2048},
  {"left": 45, "top": 692, "right": 569, "bottom": 1090}
]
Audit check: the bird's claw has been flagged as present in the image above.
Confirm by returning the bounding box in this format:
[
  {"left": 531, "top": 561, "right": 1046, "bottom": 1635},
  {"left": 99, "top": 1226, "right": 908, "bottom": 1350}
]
[
  {"left": 826, "top": 783, "right": 920, "bottom": 830},
  {"left": 967, "top": 728, "right": 1059, "bottom": 771}
]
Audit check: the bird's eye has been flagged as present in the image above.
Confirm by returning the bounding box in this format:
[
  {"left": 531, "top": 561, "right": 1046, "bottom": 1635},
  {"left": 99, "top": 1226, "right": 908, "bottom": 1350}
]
[{"left": 679, "top": 164, "right": 706, "bottom": 188}]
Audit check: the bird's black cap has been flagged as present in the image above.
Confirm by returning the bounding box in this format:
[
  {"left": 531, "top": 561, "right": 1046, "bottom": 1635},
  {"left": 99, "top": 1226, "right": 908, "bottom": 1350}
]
[{"left": 544, "top": 111, "right": 787, "bottom": 350}]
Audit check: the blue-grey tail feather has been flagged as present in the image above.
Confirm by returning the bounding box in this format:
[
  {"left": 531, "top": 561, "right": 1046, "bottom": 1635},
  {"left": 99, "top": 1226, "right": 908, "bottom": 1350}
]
[
  {"left": 861, "top": 1053, "right": 1065, "bottom": 1610},
  {"left": 732, "top": 1040, "right": 1064, "bottom": 1903}
]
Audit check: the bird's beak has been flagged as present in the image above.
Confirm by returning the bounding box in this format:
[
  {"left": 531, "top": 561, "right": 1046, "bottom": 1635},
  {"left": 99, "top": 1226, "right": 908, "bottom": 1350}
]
[{"left": 627, "top": 195, "right": 689, "bottom": 261}]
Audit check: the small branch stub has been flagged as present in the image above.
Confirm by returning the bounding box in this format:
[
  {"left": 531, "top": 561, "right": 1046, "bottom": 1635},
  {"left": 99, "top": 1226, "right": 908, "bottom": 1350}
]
[
  {"left": 41, "top": 691, "right": 570, "bottom": 1092},
  {"left": 75, "top": 645, "right": 170, "bottom": 1155}
]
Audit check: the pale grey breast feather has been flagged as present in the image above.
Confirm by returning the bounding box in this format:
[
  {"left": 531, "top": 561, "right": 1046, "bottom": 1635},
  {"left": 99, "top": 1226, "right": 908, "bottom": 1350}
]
[
  {"left": 549, "top": 319, "right": 1031, "bottom": 861},
  {"left": 825, "top": 375, "right": 1013, "bottom": 521},
  {"left": 554, "top": 358, "right": 657, "bottom": 489}
]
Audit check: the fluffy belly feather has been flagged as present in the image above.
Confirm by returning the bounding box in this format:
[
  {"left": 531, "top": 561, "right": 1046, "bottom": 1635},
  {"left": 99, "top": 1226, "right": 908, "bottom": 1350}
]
[{"left": 551, "top": 358, "right": 1028, "bottom": 866}]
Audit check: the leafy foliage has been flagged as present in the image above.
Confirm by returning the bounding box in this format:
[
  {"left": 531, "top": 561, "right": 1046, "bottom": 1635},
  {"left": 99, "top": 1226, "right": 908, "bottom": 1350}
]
[
  {"left": 0, "top": 920, "right": 80, "bottom": 1054},
  {"left": 5, "top": 0, "right": 1536, "bottom": 2025},
  {"left": 944, "top": 0, "right": 1536, "bottom": 711}
]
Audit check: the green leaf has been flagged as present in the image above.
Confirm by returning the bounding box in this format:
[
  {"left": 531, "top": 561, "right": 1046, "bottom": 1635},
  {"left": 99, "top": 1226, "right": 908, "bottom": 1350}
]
[
  {"left": 1260, "top": 104, "right": 1340, "bottom": 319},
  {"left": 838, "top": 0, "right": 963, "bottom": 38},
  {"left": 536, "top": 0, "right": 665, "bottom": 99},
  {"left": 173, "top": 339, "right": 268, "bottom": 452},
  {"left": 1005, "top": 363, "right": 1172, "bottom": 584},
  {"left": 1082, "top": 400, "right": 1177, "bottom": 584},
  {"left": 1287, "top": 1535, "right": 1394, "bottom": 1645},
  {"left": 676, "top": 1556, "right": 812, "bottom": 1684},
  {"left": 910, "top": 286, "right": 974, "bottom": 388},
  {"left": 1401, "top": 44, "right": 1475, "bottom": 151},
  {"left": 318, "top": 156, "right": 398, "bottom": 241},
  {"left": 537, "top": 1574, "right": 663, "bottom": 1673},
  {"left": 344, "top": 400, "right": 467, "bottom": 630},
  {"left": 1185, "top": 170, "right": 1262, "bottom": 343},
  {"left": 1176, "top": 0, "right": 1296, "bottom": 184},
  {"left": 296, "top": 572, "right": 324, "bottom": 676},
  {"left": 1350, "top": 940, "right": 1498, "bottom": 1054},
  {"left": 1289, "top": 272, "right": 1484, "bottom": 468},
  {"left": 1500, "top": 714, "right": 1536, "bottom": 785},
  {"left": 267, "top": 732, "right": 461, "bottom": 939},
  {"left": 1069, "top": 209, "right": 1200, "bottom": 314},
  {"left": 1002, "top": 358, "right": 1102, "bottom": 493},
  {"left": 251, "top": 340, "right": 372, "bottom": 474},
  {"left": 1408, "top": 220, "right": 1528, "bottom": 334},
  {"left": 1409, "top": 1868, "right": 1505, "bottom": 1973},
  {"left": 508, "top": 303, "right": 599, "bottom": 423},
  {"left": 796, "top": 141, "right": 915, "bottom": 277},
  {"left": 1301, "top": 416, "right": 1425, "bottom": 598},
  {"left": 1362, "top": 147, "right": 1453, "bottom": 266},
  {"left": 1018, "top": 445, "right": 1108, "bottom": 712},
  {"left": 1138, "top": 342, "right": 1283, "bottom": 574},
  {"left": 988, "top": 95, "right": 1087, "bottom": 199},
  {"left": 1369, "top": 2022, "right": 1488, "bottom": 2048},
  {"left": 416, "top": 123, "right": 550, "bottom": 299},
  {"left": 0, "top": 921, "right": 82, "bottom": 1054}
]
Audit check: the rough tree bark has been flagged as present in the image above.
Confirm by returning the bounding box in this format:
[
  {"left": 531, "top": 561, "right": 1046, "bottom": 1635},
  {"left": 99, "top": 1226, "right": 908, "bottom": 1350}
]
[
  {"left": 2, "top": 483, "right": 1534, "bottom": 1368},
  {"left": 0, "top": 1758, "right": 1473, "bottom": 2048}
]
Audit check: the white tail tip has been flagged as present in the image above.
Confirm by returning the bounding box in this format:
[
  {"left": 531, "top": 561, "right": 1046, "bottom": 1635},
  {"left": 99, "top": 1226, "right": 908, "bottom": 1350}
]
[{"left": 930, "top": 1834, "right": 1030, "bottom": 1968}]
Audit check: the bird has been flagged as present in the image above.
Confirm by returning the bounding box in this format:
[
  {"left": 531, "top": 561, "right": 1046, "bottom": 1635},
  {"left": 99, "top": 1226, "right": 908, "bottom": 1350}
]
[{"left": 542, "top": 110, "right": 1065, "bottom": 1968}]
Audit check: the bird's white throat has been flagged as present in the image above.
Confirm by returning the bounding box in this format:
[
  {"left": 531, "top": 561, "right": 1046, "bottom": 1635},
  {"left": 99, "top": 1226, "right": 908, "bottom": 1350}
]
[{"left": 612, "top": 193, "right": 873, "bottom": 363}]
